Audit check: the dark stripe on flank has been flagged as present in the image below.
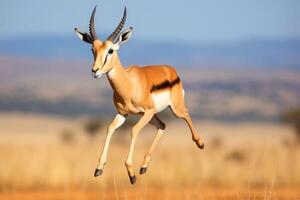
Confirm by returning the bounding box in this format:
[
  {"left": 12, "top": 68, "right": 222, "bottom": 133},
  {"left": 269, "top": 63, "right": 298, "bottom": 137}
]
[{"left": 150, "top": 77, "right": 180, "bottom": 92}]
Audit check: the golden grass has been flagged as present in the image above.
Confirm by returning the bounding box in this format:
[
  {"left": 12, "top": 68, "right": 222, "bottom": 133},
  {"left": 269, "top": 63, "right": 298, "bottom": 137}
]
[{"left": 0, "top": 113, "right": 300, "bottom": 199}]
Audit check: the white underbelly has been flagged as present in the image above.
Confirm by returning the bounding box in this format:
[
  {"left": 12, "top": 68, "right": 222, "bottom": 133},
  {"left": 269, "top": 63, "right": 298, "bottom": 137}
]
[{"left": 151, "top": 91, "right": 171, "bottom": 113}]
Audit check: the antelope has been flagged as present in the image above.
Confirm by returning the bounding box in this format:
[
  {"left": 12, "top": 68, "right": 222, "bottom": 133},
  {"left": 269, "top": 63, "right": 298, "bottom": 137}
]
[{"left": 74, "top": 6, "right": 204, "bottom": 184}]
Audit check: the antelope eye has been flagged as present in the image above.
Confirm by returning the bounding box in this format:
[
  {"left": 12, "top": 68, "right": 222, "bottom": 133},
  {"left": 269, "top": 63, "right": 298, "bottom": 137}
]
[{"left": 108, "top": 49, "right": 114, "bottom": 54}]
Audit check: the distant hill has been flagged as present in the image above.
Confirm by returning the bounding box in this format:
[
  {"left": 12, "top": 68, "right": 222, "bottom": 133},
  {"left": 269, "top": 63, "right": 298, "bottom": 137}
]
[
  {"left": 1, "top": 36, "right": 300, "bottom": 69},
  {"left": 0, "top": 55, "right": 300, "bottom": 121},
  {"left": 1, "top": 36, "right": 300, "bottom": 121}
]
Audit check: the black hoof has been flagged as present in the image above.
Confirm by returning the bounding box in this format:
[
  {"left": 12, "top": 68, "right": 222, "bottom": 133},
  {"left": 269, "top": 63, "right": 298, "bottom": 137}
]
[
  {"left": 94, "top": 168, "right": 103, "bottom": 177},
  {"left": 140, "top": 167, "right": 147, "bottom": 175},
  {"left": 129, "top": 175, "right": 136, "bottom": 184},
  {"left": 196, "top": 141, "right": 205, "bottom": 149}
]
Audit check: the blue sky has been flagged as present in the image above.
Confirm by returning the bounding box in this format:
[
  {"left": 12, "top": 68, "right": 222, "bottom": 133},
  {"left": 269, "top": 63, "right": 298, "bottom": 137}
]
[{"left": 0, "top": 0, "right": 300, "bottom": 42}]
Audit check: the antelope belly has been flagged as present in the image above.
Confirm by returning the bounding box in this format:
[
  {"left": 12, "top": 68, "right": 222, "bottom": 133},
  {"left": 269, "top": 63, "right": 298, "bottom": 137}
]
[{"left": 151, "top": 91, "right": 171, "bottom": 113}]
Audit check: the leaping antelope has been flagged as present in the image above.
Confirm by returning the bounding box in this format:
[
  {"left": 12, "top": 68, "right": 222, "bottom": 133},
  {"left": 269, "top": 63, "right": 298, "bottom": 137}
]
[{"left": 75, "top": 6, "right": 204, "bottom": 184}]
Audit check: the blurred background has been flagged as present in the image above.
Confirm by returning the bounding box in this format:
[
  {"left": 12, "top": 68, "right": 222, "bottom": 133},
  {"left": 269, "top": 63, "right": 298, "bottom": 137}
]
[{"left": 0, "top": 0, "right": 300, "bottom": 199}]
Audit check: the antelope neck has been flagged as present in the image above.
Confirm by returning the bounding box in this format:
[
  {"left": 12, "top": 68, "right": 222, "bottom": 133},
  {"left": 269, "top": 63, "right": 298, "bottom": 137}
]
[{"left": 106, "top": 56, "right": 131, "bottom": 97}]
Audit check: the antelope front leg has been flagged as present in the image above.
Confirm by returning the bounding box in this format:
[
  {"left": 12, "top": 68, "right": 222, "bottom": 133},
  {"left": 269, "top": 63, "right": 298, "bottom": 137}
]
[
  {"left": 125, "top": 109, "right": 155, "bottom": 184},
  {"left": 94, "top": 114, "right": 126, "bottom": 177}
]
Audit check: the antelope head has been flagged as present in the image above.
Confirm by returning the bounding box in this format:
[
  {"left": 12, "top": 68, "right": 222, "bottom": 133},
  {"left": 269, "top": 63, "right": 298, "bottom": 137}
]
[{"left": 75, "top": 6, "right": 133, "bottom": 79}]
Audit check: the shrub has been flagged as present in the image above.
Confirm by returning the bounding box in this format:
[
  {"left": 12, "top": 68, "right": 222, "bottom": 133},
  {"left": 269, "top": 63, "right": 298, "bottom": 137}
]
[
  {"left": 60, "top": 129, "right": 76, "bottom": 144},
  {"left": 83, "top": 117, "right": 103, "bottom": 137},
  {"left": 225, "top": 150, "right": 247, "bottom": 163},
  {"left": 211, "top": 136, "right": 223, "bottom": 148},
  {"left": 281, "top": 107, "right": 300, "bottom": 141}
]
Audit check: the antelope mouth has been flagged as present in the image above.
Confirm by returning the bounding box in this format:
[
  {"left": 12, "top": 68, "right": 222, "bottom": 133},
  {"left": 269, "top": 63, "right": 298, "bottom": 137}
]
[
  {"left": 93, "top": 73, "right": 103, "bottom": 79},
  {"left": 92, "top": 71, "right": 103, "bottom": 79}
]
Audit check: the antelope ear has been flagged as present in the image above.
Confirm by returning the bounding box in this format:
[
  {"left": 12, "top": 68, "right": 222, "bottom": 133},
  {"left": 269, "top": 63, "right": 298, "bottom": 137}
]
[
  {"left": 116, "top": 27, "right": 133, "bottom": 46},
  {"left": 74, "top": 28, "right": 93, "bottom": 44}
]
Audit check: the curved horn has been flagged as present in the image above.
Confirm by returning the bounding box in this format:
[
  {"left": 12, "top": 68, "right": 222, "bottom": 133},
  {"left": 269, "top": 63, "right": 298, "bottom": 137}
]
[
  {"left": 107, "top": 6, "right": 127, "bottom": 42},
  {"left": 89, "top": 6, "right": 98, "bottom": 41}
]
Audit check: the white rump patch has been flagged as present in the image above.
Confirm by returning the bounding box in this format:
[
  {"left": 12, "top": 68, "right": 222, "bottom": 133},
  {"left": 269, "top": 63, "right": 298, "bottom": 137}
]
[{"left": 151, "top": 91, "right": 171, "bottom": 113}]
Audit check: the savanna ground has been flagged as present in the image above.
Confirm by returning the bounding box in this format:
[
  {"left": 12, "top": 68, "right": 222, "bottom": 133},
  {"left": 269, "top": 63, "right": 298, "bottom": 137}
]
[{"left": 0, "top": 113, "right": 300, "bottom": 200}]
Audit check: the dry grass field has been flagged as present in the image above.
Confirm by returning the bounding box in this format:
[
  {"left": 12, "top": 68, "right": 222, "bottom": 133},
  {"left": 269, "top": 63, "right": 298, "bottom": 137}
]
[{"left": 0, "top": 113, "right": 300, "bottom": 199}]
